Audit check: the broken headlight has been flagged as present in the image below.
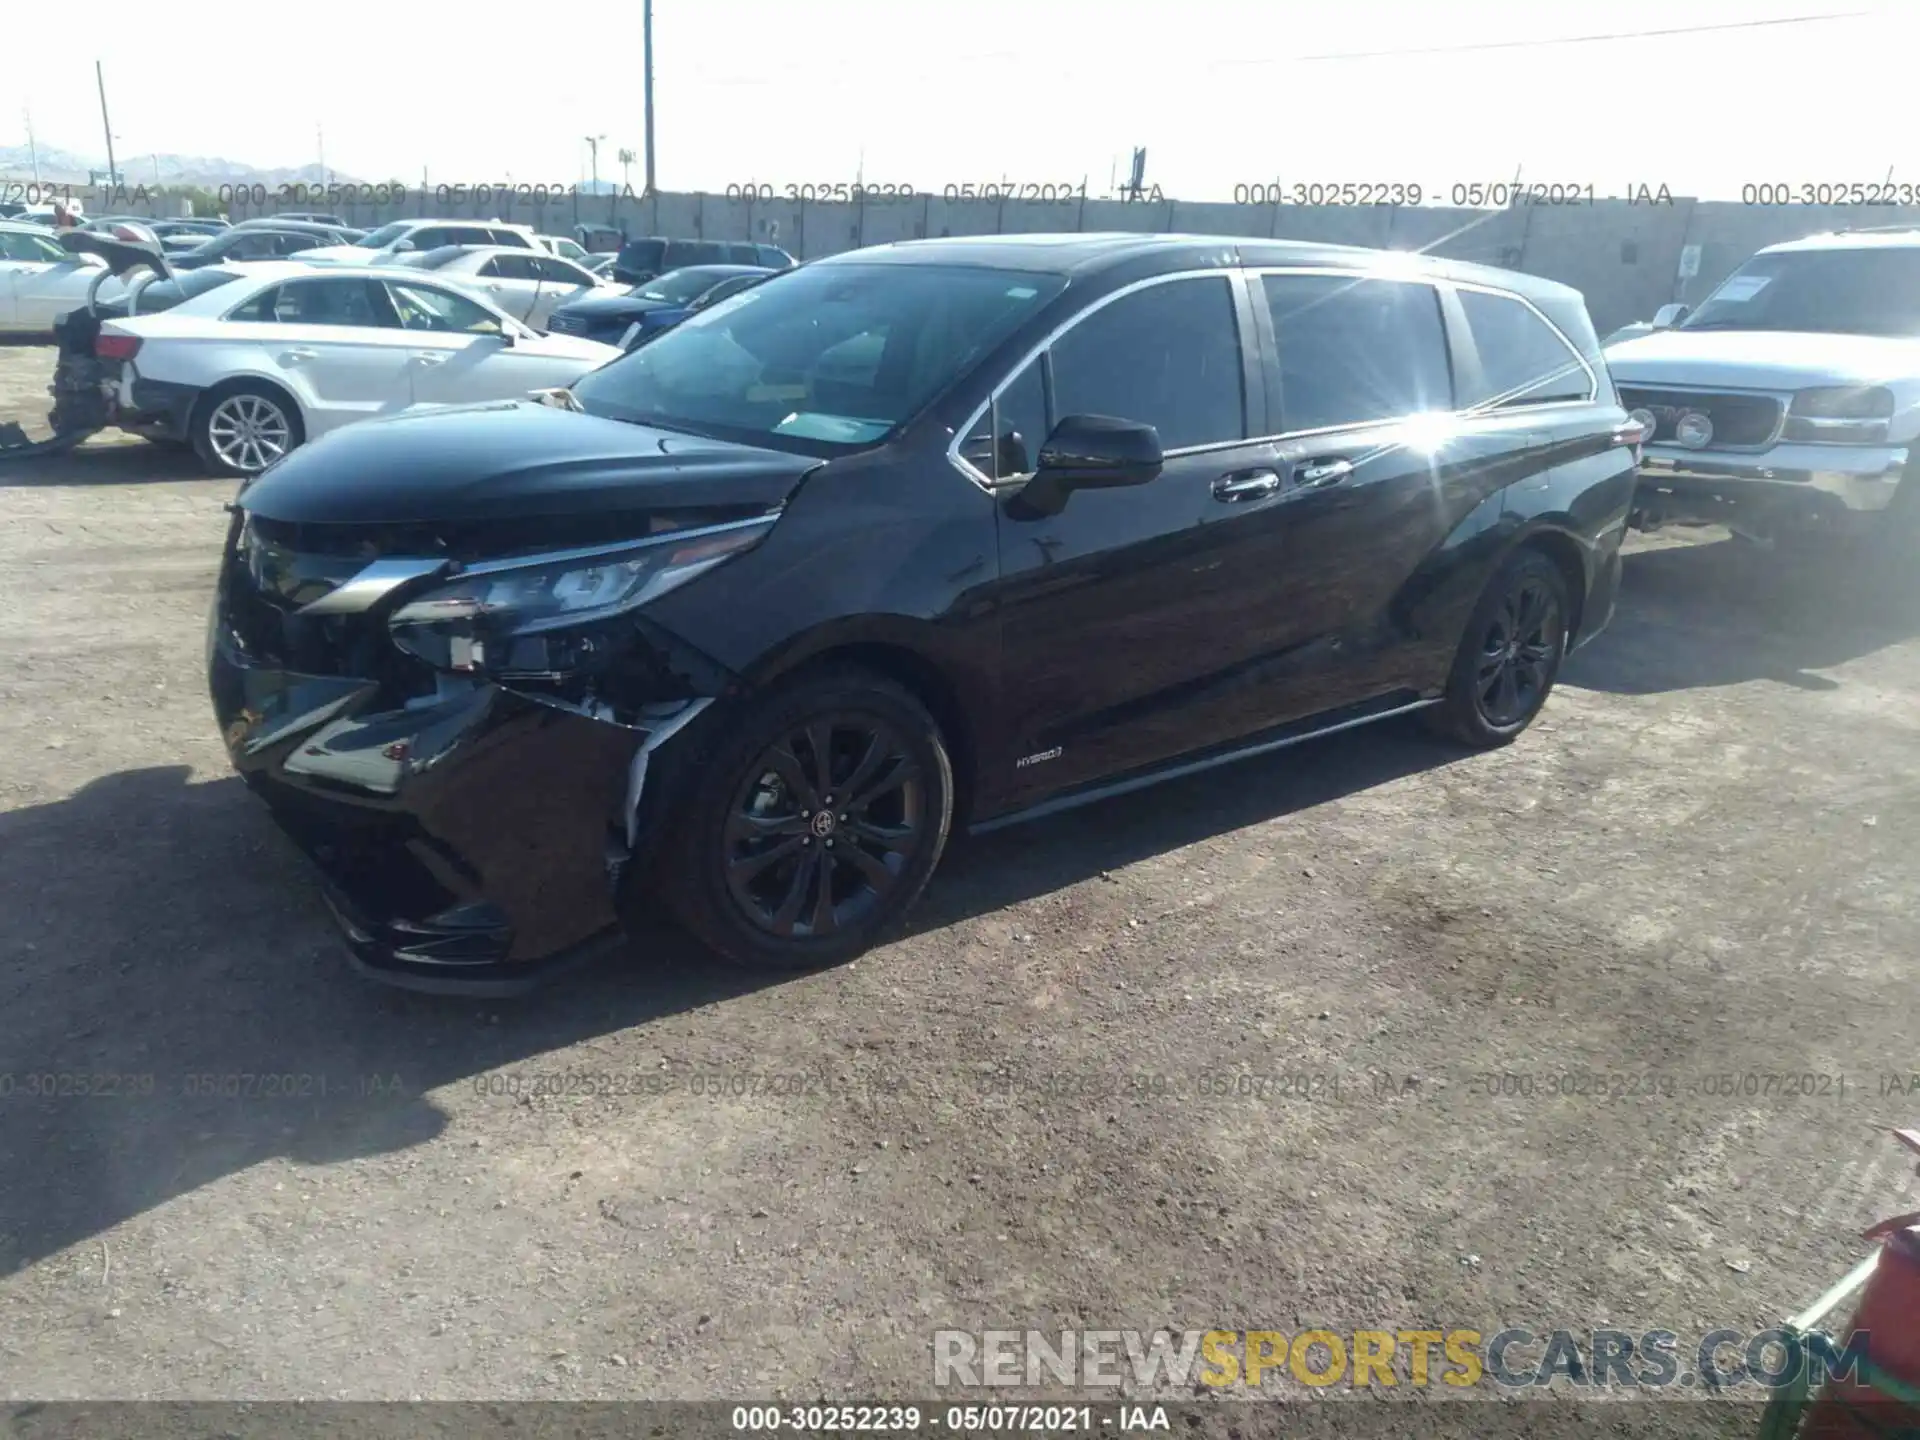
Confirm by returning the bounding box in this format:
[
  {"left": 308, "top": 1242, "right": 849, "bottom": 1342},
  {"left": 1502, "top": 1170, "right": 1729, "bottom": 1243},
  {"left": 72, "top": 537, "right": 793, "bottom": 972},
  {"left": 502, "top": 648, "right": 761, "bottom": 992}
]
[{"left": 388, "top": 515, "right": 775, "bottom": 674}]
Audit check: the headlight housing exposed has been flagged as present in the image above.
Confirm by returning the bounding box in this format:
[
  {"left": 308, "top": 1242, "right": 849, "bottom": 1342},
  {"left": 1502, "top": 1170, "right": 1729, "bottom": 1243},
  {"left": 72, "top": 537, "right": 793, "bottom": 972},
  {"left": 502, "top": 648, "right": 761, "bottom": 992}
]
[
  {"left": 1783, "top": 385, "right": 1895, "bottom": 444},
  {"left": 389, "top": 514, "right": 776, "bottom": 674}
]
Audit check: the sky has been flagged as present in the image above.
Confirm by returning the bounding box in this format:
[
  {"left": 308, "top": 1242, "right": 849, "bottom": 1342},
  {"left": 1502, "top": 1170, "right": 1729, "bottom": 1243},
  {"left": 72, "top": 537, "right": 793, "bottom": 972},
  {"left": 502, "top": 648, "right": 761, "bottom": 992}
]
[{"left": 6, "top": 0, "right": 1915, "bottom": 201}]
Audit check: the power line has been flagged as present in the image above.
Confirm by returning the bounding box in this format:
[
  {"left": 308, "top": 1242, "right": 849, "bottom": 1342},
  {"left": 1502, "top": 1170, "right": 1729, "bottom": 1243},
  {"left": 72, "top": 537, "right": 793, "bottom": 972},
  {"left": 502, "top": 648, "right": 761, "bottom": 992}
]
[
  {"left": 675, "top": 8, "right": 1870, "bottom": 89},
  {"left": 1274, "top": 10, "right": 1873, "bottom": 63}
]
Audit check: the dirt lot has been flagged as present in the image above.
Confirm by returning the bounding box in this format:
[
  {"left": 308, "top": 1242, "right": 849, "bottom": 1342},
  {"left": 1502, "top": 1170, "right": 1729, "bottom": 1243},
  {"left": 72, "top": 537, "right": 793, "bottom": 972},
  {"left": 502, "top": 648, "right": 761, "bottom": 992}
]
[{"left": 1, "top": 339, "right": 1917, "bottom": 1425}]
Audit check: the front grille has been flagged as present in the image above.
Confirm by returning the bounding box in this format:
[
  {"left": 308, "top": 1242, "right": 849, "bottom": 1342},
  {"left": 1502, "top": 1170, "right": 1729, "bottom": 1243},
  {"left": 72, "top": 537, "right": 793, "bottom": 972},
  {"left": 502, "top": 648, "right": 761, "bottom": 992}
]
[{"left": 1617, "top": 387, "right": 1783, "bottom": 450}]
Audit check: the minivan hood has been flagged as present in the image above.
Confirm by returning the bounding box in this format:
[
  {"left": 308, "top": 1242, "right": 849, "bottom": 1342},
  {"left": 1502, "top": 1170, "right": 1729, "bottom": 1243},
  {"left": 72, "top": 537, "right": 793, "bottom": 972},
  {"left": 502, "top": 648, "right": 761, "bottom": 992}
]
[
  {"left": 1606, "top": 328, "right": 1920, "bottom": 389},
  {"left": 238, "top": 401, "right": 817, "bottom": 530}
]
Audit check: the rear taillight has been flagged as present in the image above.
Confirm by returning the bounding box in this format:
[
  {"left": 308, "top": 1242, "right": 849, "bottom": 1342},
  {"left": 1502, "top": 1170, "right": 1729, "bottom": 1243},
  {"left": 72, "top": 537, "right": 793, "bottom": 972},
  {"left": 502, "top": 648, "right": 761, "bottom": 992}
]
[
  {"left": 1612, "top": 414, "right": 1652, "bottom": 463},
  {"left": 94, "top": 333, "right": 142, "bottom": 362}
]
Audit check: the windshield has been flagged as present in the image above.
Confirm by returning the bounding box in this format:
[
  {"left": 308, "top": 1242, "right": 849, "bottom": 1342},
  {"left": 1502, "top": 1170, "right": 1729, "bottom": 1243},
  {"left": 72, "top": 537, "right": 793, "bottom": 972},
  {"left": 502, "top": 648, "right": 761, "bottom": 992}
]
[
  {"left": 571, "top": 262, "right": 1066, "bottom": 453},
  {"left": 354, "top": 223, "right": 409, "bottom": 250},
  {"left": 1681, "top": 247, "right": 1920, "bottom": 337},
  {"left": 633, "top": 268, "right": 737, "bottom": 304}
]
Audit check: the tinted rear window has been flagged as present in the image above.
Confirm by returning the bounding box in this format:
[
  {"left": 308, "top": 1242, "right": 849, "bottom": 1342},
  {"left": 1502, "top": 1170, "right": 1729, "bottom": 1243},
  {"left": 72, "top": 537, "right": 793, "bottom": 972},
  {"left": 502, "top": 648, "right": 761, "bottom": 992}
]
[
  {"left": 618, "top": 240, "right": 667, "bottom": 270},
  {"left": 1457, "top": 289, "right": 1592, "bottom": 406},
  {"left": 665, "top": 241, "right": 727, "bottom": 267}
]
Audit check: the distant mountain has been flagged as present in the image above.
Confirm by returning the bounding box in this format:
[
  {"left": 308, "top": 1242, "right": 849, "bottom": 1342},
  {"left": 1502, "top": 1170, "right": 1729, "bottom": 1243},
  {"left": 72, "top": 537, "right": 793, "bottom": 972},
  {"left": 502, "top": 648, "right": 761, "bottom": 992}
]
[{"left": 0, "top": 145, "right": 367, "bottom": 188}]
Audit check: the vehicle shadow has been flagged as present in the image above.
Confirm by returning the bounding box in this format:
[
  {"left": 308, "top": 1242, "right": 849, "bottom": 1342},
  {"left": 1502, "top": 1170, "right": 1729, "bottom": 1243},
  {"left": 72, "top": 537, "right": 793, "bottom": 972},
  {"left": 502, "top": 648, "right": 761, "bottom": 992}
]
[
  {"left": 0, "top": 438, "right": 210, "bottom": 487},
  {"left": 0, "top": 723, "right": 1463, "bottom": 1275},
  {"left": 1563, "top": 532, "right": 1920, "bottom": 695}
]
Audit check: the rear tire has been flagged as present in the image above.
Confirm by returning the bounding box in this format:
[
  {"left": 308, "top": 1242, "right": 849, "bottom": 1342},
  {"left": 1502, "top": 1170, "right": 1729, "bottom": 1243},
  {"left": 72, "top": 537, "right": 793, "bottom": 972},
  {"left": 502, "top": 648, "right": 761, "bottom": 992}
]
[
  {"left": 656, "top": 667, "right": 954, "bottom": 970},
  {"left": 1424, "top": 548, "right": 1570, "bottom": 748},
  {"left": 191, "top": 381, "right": 303, "bottom": 479}
]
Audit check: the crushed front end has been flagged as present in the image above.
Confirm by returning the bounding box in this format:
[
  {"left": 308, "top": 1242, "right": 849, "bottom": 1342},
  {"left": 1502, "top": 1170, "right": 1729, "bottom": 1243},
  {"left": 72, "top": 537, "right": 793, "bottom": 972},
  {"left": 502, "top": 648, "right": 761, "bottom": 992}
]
[{"left": 207, "top": 501, "right": 763, "bottom": 995}]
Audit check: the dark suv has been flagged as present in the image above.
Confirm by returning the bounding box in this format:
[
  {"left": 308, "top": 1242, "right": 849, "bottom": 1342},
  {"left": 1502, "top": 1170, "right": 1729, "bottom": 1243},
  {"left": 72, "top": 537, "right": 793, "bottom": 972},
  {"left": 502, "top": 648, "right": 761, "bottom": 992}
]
[
  {"left": 611, "top": 236, "right": 793, "bottom": 285},
  {"left": 208, "top": 234, "right": 1637, "bottom": 994}
]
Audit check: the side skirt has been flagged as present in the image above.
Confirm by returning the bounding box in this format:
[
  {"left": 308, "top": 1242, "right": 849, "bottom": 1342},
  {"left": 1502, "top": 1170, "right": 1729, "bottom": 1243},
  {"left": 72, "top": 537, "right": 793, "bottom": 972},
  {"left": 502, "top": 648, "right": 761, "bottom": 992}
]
[{"left": 968, "top": 692, "right": 1439, "bottom": 835}]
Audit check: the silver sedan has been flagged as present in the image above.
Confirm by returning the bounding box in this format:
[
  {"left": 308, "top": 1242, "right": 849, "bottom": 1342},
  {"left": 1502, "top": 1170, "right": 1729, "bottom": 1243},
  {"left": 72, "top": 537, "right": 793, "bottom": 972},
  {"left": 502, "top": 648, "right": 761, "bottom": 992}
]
[{"left": 383, "top": 244, "right": 611, "bottom": 330}]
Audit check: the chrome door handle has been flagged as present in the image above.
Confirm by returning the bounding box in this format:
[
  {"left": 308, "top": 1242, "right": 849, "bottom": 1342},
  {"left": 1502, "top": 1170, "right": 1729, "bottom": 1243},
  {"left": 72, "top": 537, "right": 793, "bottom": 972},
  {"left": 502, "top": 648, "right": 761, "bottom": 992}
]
[
  {"left": 410, "top": 352, "right": 447, "bottom": 366},
  {"left": 284, "top": 347, "right": 319, "bottom": 361},
  {"left": 1211, "top": 469, "right": 1283, "bottom": 502},
  {"left": 1294, "top": 458, "right": 1355, "bottom": 489}
]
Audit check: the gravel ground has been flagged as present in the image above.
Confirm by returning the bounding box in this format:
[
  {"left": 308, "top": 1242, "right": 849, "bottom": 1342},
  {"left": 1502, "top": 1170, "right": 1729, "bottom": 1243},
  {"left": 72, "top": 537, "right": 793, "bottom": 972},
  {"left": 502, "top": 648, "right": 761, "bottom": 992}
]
[{"left": 1, "top": 340, "right": 1916, "bottom": 1430}]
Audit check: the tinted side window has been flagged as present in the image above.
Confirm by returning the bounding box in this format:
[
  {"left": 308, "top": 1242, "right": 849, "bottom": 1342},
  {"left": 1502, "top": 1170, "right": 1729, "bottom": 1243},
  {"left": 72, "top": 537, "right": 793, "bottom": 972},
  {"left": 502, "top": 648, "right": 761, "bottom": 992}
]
[
  {"left": 231, "top": 232, "right": 280, "bottom": 259},
  {"left": 226, "top": 285, "right": 280, "bottom": 322},
  {"left": 1262, "top": 275, "right": 1452, "bottom": 431},
  {"left": 530, "top": 256, "right": 586, "bottom": 284},
  {"left": 486, "top": 254, "right": 540, "bottom": 280},
  {"left": 408, "top": 228, "right": 449, "bottom": 250},
  {"left": 755, "top": 246, "right": 793, "bottom": 269},
  {"left": 386, "top": 282, "right": 505, "bottom": 335},
  {"left": 264, "top": 278, "right": 393, "bottom": 327},
  {"left": 1458, "top": 288, "right": 1592, "bottom": 406},
  {"left": 274, "top": 234, "right": 321, "bottom": 255},
  {"left": 1049, "top": 276, "right": 1245, "bottom": 450},
  {"left": 666, "top": 241, "right": 725, "bottom": 267},
  {"left": 487, "top": 228, "right": 535, "bottom": 248}
]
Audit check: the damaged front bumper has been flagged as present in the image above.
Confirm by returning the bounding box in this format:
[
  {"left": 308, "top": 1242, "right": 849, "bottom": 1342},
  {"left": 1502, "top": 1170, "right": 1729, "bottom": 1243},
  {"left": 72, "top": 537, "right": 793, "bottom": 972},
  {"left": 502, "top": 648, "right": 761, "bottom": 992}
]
[
  {"left": 1631, "top": 442, "right": 1909, "bottom": 533},
  {"left": 208, "top": 549, "right": 728, "bottom": 996}
]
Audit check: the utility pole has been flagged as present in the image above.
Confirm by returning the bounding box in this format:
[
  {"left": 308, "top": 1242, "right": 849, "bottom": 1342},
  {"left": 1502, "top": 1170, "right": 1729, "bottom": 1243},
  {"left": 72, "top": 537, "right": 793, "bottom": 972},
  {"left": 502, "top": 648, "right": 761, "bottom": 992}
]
[
  {"left": 23, "top": 108, "right": 40, "bottom": 184},
  {"left": 585, "top": 134, "right": 605, "bottom": 194},
  {"left": 642, "top": 0, "right": 656, "bottom": 195},
  {"left": 95, "top": 61, "right": 118, "bottom": 190}
]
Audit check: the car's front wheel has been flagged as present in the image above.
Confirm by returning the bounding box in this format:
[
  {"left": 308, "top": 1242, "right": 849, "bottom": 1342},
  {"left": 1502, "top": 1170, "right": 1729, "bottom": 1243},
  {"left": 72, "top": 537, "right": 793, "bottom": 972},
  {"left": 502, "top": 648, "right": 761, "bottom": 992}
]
[
  {"left": 657, "top": 667, "right": 954, "bottom": 970},
  {"left": 192, "top": 381, "right": 303, "bottom": 478},
  {"left": 1426, "top": 548, "right": 1570, "bottom": 748}
]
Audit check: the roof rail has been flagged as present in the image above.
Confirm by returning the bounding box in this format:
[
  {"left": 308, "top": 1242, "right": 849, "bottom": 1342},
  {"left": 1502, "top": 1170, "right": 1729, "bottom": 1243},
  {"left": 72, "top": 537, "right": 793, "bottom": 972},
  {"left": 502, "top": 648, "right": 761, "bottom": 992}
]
[{"left": 1833, "top": 223, "right": 1920, "bottom": 235}]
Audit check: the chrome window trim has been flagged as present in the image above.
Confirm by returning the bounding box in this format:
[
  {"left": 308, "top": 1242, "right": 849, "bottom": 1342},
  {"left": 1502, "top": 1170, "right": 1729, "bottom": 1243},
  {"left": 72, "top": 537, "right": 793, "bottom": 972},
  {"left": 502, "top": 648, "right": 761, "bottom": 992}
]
[{"left": 947, "top": 263, "right": 1607, "bottom": 494}]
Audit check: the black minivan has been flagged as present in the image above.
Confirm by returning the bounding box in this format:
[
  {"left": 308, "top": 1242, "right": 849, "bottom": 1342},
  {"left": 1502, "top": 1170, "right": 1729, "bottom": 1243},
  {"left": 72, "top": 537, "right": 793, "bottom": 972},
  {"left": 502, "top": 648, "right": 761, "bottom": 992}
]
[
  {"left": 611, "top": 235, "right": 794, "bottom": 285},
  {"left": 209, "top": 234, "right": 1640, "bottom": 993}
]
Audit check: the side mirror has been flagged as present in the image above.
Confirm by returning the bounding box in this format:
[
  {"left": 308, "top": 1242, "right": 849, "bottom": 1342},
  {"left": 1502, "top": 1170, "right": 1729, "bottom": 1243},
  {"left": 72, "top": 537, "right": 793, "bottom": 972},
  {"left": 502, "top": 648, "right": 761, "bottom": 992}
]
[
  {"left": 1652, "top": 302, "right": 1689, "bottom": 330},
  {"left": 1034, "top": 414, "right": 1163, "bottom": 488},
  {"left": 394, "top": 239, "right": 416, "bottom": 253}
]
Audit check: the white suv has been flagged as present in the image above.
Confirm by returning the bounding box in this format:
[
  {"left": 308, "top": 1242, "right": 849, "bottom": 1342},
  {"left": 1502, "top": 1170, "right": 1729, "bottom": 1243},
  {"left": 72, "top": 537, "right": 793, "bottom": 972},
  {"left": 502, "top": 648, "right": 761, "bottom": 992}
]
[
  {"left": 1606, "top": 227, "right": 1920, "bottom": 541},
  {"left": 296, "top": 218, "right": 538, "bottom": 267}
]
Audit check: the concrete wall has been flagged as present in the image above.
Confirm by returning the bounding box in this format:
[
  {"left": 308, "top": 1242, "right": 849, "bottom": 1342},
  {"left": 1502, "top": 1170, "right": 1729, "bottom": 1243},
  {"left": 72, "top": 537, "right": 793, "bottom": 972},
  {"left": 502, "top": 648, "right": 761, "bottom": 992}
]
[{"left": 170, "top": 188, "right": 1920, "bottom": 335}]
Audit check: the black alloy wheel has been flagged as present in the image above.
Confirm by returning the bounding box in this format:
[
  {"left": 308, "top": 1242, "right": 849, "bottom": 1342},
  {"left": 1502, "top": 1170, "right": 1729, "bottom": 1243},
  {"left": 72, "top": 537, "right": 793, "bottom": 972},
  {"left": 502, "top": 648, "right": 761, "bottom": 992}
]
[
  {"left": 1474, "top": 574, "right": 1561, "bottom": 728},
  {"left": 1427, "top": 548, "right": 1570, "bottom": 747},
  {"left": 655, "top": 667, "right": 954, "bottom": 969},
  {"left": 724, "top": 715, "right": 925, "bottom": 940}
]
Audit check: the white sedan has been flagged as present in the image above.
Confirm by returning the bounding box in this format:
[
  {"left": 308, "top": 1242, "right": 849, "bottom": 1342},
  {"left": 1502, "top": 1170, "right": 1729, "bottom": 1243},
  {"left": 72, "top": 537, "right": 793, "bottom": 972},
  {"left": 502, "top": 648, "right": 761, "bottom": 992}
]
[
  {"left": 385, "top": 244, "right": 610, "bottom": 329},
  {"left": 0, "top": 220, "right": 126, "bottom": 333},
  {"left": 99, "top": 261, "right": 622, "bottom": 476}
]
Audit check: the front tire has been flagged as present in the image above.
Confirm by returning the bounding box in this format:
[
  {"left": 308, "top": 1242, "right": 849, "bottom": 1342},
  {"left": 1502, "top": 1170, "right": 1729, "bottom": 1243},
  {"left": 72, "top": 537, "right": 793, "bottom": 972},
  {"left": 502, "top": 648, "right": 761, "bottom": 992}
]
[
  {"left": 657, "top": 668, "right": 954, "bottom": 970},
  {"left": 1425, "top": 548, "right": 1570, "bottom": 748},
  {"left": 192, "top": 381, "right": 303, "bottom": 479}
]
